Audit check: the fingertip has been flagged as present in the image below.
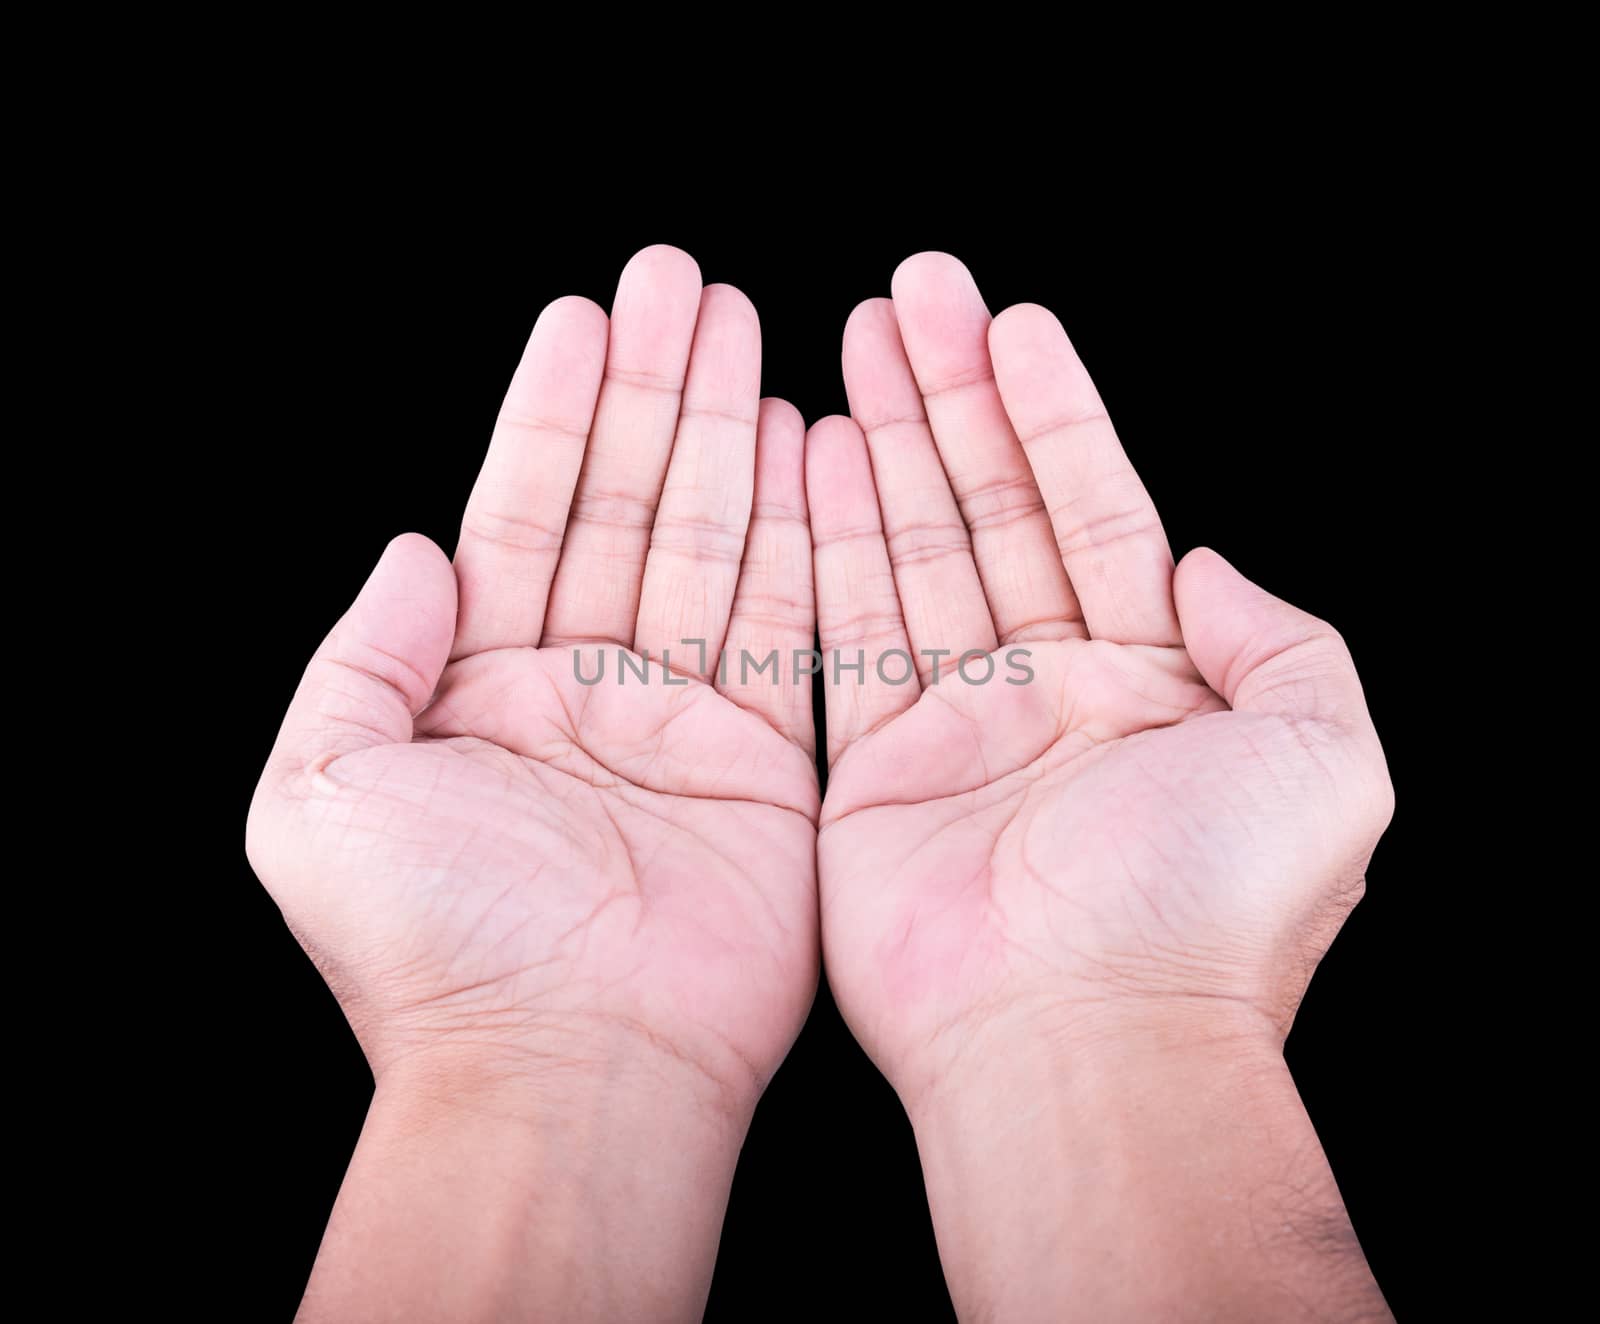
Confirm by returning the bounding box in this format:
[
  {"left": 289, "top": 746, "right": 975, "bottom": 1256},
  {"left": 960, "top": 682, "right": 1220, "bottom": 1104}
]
[
  {"left": 890, "top": 250, "right": 974, "bottom": 302},
  {"left": 841, "top": 297, "right": 924, "bottom": 429},
  {"left": 805, "top": 414, "right": 857, "bottom": 484},
  {"left": 526, "top": 296, "right": 610, "bottom": 381},
  {"left": 681, "top": 282, "right": 762, "bottom": 408},
  {"left": 755, "top": 399, "right": 808, "bottom": 515},
  {"left": 535, "top": 294, "right": 609, "bottom": 336},
  {"left": 380, "top": 530, "right": 451, "bottom": 575},
  {"left": 843, "top": 297, "right": 897, "bottom": 351},
  {"left": 354, "top": 534, "right": 457, "bottom": 697},
  {"left": 842, "top": 298, "right": 905, "bottom": 382},
  {"left": 373, "top": 532, "right": 456, "bottom": 610},
  {"left": 889, "top": 253, "right": 991, "bottom": 380},
  {"left": 805, "top": 413, "right": 866, "bottom": 460},
  {"left": 622, "top": 243, "right": 703, "bottom": 292},
  {"left": 701, "top": 282, "right": 759, "bottom": 330},
  {"left": 989, "top": 301, "right": 1066, "bottom": 357},
  {"left": 610, "top": 248, "right": 705, "bottom": 359},
  {"left": 804, "top": 416, "right": 874, "bottom": 522},
  {"left": 758, "top": 396, "right": 804, "bottom": 439},
  {"left": 1175, "top": 544, "right": 1229, "bottom": 577},
  {"left": 1172, "top": 545, "right": 1247, "bottom": 612}
]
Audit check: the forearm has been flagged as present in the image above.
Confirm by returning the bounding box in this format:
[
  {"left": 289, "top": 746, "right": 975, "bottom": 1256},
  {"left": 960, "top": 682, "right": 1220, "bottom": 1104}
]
[
  {"left": 297, "top": 1047, "right": 748, "bottom": 1323},
  {"left": 909, "top": 1004, "right": 1389, "bottom": 1322}
]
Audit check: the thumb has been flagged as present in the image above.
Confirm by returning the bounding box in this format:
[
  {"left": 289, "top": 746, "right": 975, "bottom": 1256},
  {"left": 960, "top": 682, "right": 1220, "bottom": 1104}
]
[
  {"left": 1173, "top": 547, "right": 1373, "bottom": 734},
  {"left": 268, "top": 532, "right": 458, "bottom": 785}
]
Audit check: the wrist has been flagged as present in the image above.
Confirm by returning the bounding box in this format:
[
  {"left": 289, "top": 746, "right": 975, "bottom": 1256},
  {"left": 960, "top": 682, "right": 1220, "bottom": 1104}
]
[
  {"left": 299, "top": 1029, "right": 752, "bottom": 1323},
  {"left": 367, "top": 1005, "right": 767, "bottom": 1146},
  {"left": 374, "top": 1060, "right": 749, "bottom": 1166},
  {"left": 900, "top": 990, "right": 1284, "bottom": 1133},
  {"left": 902, "top": 995, "right": 1383, "bottom": 1321}
]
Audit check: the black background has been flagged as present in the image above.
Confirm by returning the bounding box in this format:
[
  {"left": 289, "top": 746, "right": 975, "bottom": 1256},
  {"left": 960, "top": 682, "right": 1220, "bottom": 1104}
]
[{"left": 198, "top": 169, "right": 1495, "bottom": 1320}]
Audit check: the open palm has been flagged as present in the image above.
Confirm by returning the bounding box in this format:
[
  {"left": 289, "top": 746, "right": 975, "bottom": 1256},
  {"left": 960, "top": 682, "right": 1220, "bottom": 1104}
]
[
  {"left": 247, "top": 247, "right": 819, "bottom": 1112},
  {"left": 807, "top": 255, "right": 1393, "bottom": 1108}
]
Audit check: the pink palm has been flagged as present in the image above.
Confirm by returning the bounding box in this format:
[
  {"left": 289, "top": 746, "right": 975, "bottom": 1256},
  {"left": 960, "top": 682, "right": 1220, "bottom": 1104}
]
[
  {"left": 247, "top": 248, "right": 820, "bottom": 1113},
  {"left": 806, "top": 256, "right": 1392, "bottom": 1108}
]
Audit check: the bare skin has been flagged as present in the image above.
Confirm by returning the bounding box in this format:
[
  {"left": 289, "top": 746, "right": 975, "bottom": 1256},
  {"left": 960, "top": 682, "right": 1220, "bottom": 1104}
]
[
  {"left": 248, "top": 244, "right": 1396, "bottom": 1322},
  {"left": 247, "top": 246, "right": 819, "bottom": 1322},
  {"left": 807, "top": 253, "right": 1395, "bottom": 1321}
]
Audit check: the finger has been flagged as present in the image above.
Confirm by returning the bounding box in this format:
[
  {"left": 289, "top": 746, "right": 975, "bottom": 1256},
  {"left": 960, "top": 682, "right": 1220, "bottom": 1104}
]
[
  {"left": 806, "top": 415, "right": 919, "bottom": 767},
  {"left": 633, "top": 284, "right": 760, "bottom": 677},
  {"left": 889, "top": 253, "right": 1085, "bottom": 644},
  {"left": 452, "top": 296, "right": 608, "bottom": 657},
  {"left": 842, "top": 298, "right": 996, "bottom": 685},
  {"left": 1174, "top": 548, "right": 1394, "bottom": 861},
  {"left": 541, "top": 244, "right": 703, "bottom": 646},
  {"left": 718, "top": 398, "right": 815, "bottom": 753},
  {"left": 267, "top": 534, "right": 457, "bottom": 784},
  {"left": 989, "top": 302, "right": 1180, "bottom": 646},
  {"left": 1174, "top": 547, "right": 1376, "bottom": 733}
]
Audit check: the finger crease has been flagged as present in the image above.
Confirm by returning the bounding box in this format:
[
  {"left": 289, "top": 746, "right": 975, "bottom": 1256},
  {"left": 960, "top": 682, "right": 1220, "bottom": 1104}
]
[
  {"left": 604, "top": 366, "right": 687, "bottom": 395},
  {"left": 862, "top": 412, "right": 931, "bottom": 435},
  {"left": 1054, "top": 507, "right": 1162, "bottom": 556},
  {"left": 919, "top": 367, "right": 996, "bottom": 400},
  {"left": 812, "top": 527, "right": 885, "bottom": 552},
  {"left": 460, "top": 510, "right": 566, "bottom": 555},
  {"left": 493, "top": 413, "right": 591, "bottom": 444},
  {"left": 1016, "top": 409, "right": 1112, "bottom": 447},
  {"left": 677, "top": 404, "right": 760, "bottom": 428}
]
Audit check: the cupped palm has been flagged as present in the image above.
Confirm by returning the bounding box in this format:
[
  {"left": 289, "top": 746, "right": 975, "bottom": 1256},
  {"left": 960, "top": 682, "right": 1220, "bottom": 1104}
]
[
  {"left": 248, "top": 248, "right": 821, "bottom": 1110},
  {"left": 806, "top": 255, "right": 1392, "bottom": 1106}
]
